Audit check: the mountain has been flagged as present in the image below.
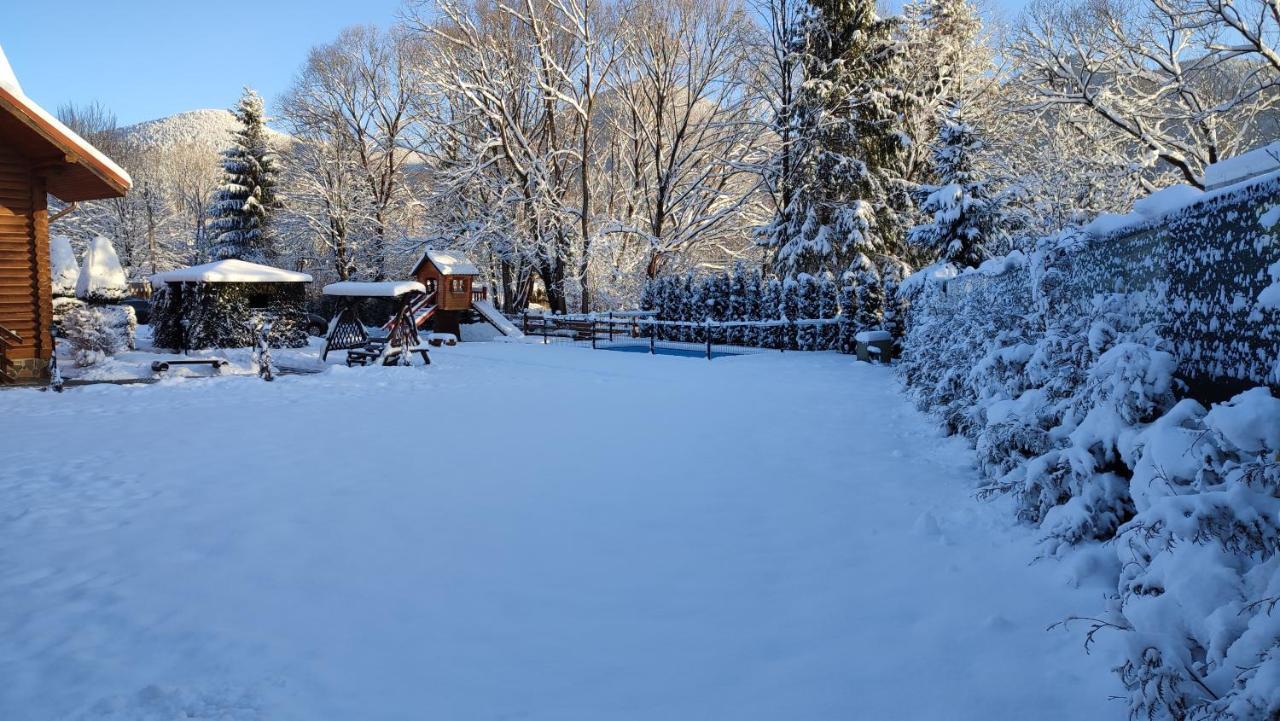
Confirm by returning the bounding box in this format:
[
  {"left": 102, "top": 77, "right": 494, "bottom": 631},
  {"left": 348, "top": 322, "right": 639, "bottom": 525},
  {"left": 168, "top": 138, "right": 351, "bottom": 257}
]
[{"left": 118, "top": 109, "right": 290, "bottom": 153}]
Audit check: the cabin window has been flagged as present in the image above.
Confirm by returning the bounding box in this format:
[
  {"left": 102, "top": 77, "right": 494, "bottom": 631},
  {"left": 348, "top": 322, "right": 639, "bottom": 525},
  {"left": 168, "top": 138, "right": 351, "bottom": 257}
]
[
  {"left": 247, "top": 293, "right": 270, "bottom": 309},
  {"left": 450, "top": 278, "right": 467, "bottom": 293}
]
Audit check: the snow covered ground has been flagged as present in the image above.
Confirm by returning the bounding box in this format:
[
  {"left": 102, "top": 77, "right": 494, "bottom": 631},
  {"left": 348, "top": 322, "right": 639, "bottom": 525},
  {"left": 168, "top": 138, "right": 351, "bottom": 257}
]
[{"left": 1, "top": 343, "right": 1123, "bottom": 720}]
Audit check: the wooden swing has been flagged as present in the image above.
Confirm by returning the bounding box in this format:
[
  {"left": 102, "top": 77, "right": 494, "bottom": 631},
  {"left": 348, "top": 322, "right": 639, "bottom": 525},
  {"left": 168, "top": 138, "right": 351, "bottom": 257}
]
[{"left": 321, "top": 281, "right": 432, "bottom": 367}]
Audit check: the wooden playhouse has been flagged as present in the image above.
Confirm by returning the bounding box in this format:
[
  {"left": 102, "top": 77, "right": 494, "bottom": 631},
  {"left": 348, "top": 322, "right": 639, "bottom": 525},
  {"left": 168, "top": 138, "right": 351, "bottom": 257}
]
[
  {"left": 0, "top": 44, "right": 131, "bottom": 383},
  {"left": 410, "top": 248, "right": 521, "bottom": 339}
]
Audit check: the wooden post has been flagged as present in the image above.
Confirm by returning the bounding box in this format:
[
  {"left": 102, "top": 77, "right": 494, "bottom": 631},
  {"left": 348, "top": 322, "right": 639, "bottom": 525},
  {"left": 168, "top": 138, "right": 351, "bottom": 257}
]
[
  {"left": 608, "top": 312, "right": 614, "bottom": 342},
  {"left": 591, "top": 319, "right": 597, "bottom": 349},
  {"left": 706, "top": 318, "right": 712, "bottom": 360},
  {"left": 650, "top": 328, "right": 655, "bottom": 355}
]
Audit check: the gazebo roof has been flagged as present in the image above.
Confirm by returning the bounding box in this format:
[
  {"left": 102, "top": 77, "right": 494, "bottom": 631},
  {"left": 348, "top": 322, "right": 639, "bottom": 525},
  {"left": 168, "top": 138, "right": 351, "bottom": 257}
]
[
  {"left": 0, "top": 43, "right": 132, "bottom": 202},
  {"left": 151, "top": 259, "right": 313, "bottom": 285},
  {"left": 413, "top": 248, "right": 479, "bottom": 276}
]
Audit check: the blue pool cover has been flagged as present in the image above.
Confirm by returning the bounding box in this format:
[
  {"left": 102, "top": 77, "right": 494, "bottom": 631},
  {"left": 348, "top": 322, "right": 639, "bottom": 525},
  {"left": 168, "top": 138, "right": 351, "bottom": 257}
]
[{"left": 601, "top": 344, "right": 743, "bottom": 360}]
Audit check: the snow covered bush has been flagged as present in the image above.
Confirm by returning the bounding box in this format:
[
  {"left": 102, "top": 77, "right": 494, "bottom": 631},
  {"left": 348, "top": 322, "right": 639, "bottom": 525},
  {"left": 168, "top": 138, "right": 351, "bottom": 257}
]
[
  {"left": 75, "top": 236, "right": 129, "bottom": 303},
  {"left": 899, "top": 170, "right": 1280, "bottom": 718},
  {"left": 1105, "top": 389, "right": 1280, "bottom": 720},
  {"left": 49, "top": 234, "right": 80, "bottom": 298},
  {"left": 61, "top": 304, "right": 136, "bottom": 367}
]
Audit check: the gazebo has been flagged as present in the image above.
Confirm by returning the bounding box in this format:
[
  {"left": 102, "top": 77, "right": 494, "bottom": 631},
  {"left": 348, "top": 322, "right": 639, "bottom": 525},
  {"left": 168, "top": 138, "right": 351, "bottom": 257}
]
[
  {"left": 149, "top": 259, "right": 313, "bottom": 351},
  {"left": 0, "top": 44, "right": 131, "bottom": 383}
]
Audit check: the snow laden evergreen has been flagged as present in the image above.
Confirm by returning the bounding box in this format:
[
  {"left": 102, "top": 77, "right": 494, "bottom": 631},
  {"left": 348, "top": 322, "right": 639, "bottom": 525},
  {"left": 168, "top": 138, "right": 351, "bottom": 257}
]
[
  {"left": 760, "top": 0, "right": 912, "bottom": 281},
  {"left": 907, "top": 109, "right": 1008, "bottom": 269},
  {"left": 207, "top": 89, "right": 280, "bottom": 264}
]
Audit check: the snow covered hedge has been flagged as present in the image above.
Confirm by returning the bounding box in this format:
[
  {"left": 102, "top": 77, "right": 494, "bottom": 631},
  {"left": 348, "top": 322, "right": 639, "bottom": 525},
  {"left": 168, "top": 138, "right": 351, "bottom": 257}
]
[
  {"left": 150, "top": 281, "right": 308, "bottom": 351},
  {"left": 900, "top": 177, "right": 1280, "bottom": 719},
  {"left": 640, "top": 261, "right": 903, "bottom": 352}
]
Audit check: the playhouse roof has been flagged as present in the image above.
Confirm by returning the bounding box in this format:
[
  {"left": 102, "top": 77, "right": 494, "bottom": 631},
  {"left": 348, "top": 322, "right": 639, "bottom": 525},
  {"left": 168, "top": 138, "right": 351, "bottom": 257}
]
[
  {"left": 323, "top": 280, "right": 426, "bottom": 297},
  {"left": 415, "top": 248, "right": 479, "bottom": 276},
  {"left": 151, "top": 259, "right": 313, "bottom": 285},
  {"left": 0, "top": 43, "right": 132, "bottom": 202}
]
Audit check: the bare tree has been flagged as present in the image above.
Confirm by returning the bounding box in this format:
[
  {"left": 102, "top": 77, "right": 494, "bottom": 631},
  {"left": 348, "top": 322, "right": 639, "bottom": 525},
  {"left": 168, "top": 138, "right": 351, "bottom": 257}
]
[
  {"left": 281, "top": 26, "right": 421, "bottom": 280},
  {"left": 1009, "top": 0, "right": 1280, "bottom": 188},
  {"left": 602, "top": 0, "right": 767, "bottom": 278}
]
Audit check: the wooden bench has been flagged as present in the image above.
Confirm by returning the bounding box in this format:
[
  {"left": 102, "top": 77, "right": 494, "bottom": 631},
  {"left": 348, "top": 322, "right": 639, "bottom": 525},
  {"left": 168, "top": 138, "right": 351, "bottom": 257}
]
[
  {"left": 346, "top": 340, "right": 430, "bottom": 367},
  {"left": 151, "top": 359, "right": 229, "bottom": 373}
]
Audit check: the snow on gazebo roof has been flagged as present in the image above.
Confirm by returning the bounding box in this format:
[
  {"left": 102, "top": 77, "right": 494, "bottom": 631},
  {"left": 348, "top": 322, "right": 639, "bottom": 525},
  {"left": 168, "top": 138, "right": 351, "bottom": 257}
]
[
  {"left": 323, "top": 280, "right": 426, "bottom": 297},
  {"left": 0, "top": 42, "right": 132, "bottom": 200},
  {"left": 151, "top": 259, "right": 313, "bottom": 285},
  {"left": 415, "top": 248, "right": 479, "bottom": 276}
]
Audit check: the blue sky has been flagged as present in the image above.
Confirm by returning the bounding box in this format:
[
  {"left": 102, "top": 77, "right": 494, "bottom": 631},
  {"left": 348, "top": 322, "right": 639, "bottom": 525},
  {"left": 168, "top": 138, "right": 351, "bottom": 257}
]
[
  {"left": 6, "top": 0, "right": 1022, "bottom": 128},
  {"left": 5, "top": 0, "right": 405, "bottom": 126}
]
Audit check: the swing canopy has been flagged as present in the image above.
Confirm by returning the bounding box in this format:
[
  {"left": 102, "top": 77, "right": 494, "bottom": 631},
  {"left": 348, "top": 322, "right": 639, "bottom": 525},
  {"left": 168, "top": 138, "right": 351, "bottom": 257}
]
[{"left": 322, "top": 281, "right": 425, "bottom": 298}]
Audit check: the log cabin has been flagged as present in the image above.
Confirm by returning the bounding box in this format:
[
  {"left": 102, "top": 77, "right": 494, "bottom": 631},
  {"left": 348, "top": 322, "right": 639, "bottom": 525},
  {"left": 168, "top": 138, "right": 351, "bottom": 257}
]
[{"left": 0, "top": 45, "right": 131, "bottom": 383}]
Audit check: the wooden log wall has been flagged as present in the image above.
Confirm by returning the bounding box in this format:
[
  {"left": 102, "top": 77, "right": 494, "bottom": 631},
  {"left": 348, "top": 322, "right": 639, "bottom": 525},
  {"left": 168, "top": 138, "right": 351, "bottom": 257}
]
[{"left": 0, "top": 144, "right": 52, "bottom": 380}]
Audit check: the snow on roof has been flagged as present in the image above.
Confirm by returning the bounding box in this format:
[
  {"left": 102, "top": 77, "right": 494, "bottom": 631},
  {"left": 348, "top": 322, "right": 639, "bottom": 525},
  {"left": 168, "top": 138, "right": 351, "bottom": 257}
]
[
  {"left": 422, "top": 249, "right": 479, "bottom": 276},
  {"left": 323, "top": 280, "right": 426, "bottom": 297},
  {"left": 0, "top": 43, "right": 21, "bottom": 95},
  {"left": 0, "top": 43, "right": 132, "bottom": 196},
  {"left": 1204, "top": 141, "right": 1280, "bottom": 190},
  {"left": 151, "top": 259, "right": 313, "bottom": 285}
]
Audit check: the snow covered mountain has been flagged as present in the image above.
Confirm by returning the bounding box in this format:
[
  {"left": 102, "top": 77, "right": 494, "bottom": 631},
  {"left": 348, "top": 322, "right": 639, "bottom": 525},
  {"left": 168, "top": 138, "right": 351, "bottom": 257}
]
[{"left": 117, "top": 109, "right": 290, "bottom": 153}]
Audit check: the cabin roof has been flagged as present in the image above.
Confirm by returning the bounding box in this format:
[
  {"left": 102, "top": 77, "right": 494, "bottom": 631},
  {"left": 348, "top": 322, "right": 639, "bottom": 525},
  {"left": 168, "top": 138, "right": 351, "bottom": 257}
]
[
  {"left": 151, "top": 259, "right": 313, "bottom": 285},
  {"left": 0, "top": 44, "right": 132, "bottom": 202},
  {"left": 413, "top": 248, "right": 479, "bottom": 276}
]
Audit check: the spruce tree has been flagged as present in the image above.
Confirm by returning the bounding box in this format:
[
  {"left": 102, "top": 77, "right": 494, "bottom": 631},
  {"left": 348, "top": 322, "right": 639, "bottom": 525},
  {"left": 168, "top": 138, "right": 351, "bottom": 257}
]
[
  {"left": 762, "top": 0, "right": 909, "bottom": 277},
  {"left": 208, "top": 88, "right": 279, "bottom": 264},
  {"left": 907, "top": 108, "right": 1005, "bottom": 269}
]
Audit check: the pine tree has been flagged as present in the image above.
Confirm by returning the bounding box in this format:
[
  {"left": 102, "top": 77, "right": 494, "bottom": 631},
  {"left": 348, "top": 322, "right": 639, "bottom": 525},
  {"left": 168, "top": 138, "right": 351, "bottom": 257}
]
[
  {"left": 680, "top": 272, "right": 701, "bottom": 340},
  {"left": 899, "top": 0, "right": 988, "bottom": 186},
  {"left": 849, "top": 253, "right": 884, "bottom": 331},
  {"left": 761, "top": 0, "right": 910, "bottom": 277},
  {"left": 782, "top": 276, "right": 801, "bottom": 350},
  {"left": 743, "top": 267, "right": 763, "bottom": 347},
  {"left": 838, "top": 270, "right": 859, "bottom": 353},
  {"left": 907, "top": 108, "right": 1006, "bottom": 269},
  {"left": 795, "top": 273, "right": 820, "bottom": 350},
  {"left": 728, "top": 262, "right": 750, "bottom": 345},
  {"left": 761, "top": 277, "right": 786, "bottom": 349},
  {"left": 208, "top": 88, "right": 279, "bottom": 264},
  {"left": 818, "top": 272, "right": 840, "bottom": 349}
]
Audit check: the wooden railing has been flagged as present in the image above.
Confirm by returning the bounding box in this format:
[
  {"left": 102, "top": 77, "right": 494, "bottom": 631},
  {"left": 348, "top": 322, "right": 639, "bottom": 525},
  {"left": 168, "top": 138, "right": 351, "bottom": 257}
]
[
  {"left": 0, "top": 323, "right": 22, "bottom": 384},
  {"left": 472, "top": 287, "right": 488, "bottom": 302}
]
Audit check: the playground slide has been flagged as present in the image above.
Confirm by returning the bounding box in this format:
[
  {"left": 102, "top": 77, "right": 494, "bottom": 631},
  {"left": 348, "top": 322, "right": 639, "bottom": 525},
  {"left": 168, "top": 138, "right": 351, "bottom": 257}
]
[
  {"left": 472, "top": 299, "right": 525, "bottom": 338},
  {"left": 413, "top": 305, "right": 437, "bottom": 329}
]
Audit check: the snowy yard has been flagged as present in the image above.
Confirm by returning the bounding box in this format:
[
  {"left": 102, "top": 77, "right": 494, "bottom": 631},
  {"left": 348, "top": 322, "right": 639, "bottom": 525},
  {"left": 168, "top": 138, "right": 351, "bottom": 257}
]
[{"left": 1, "top": 343, "right": 1121, "bottom": 720}]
